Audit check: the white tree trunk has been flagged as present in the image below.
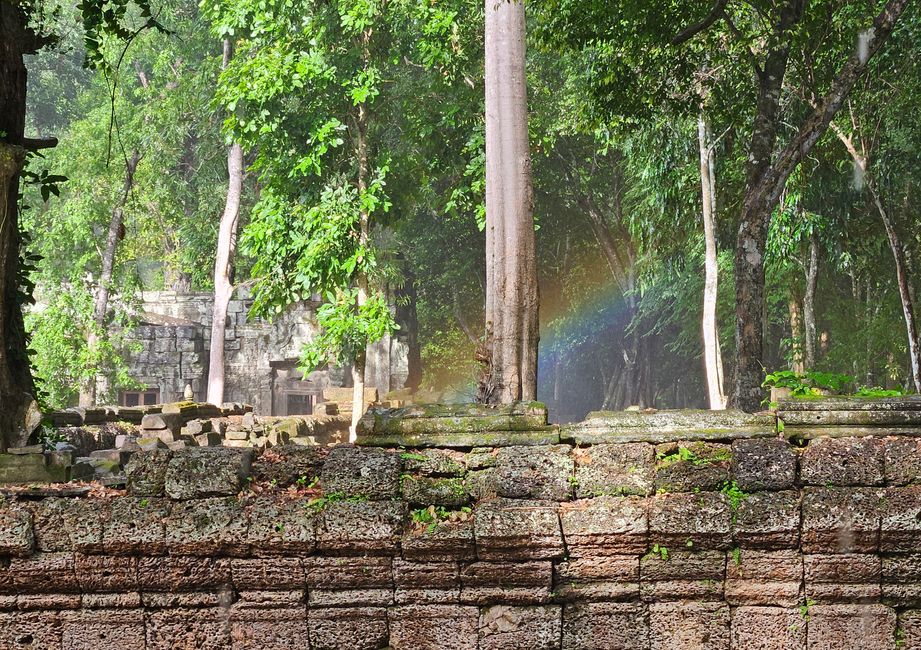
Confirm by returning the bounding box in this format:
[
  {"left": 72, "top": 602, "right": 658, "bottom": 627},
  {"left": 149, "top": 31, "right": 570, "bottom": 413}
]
[
  {"left": 207, "top": 40, "right": 245, "bottom": 407},
  {"left": 803, "top": 231, "right": 819, "bottom": 369},
  {"left": 482, "top": 0, "right": 538, "bottom": 404},
  {"left": 698, "top": 112, "right": 726, "bottom": 409}
]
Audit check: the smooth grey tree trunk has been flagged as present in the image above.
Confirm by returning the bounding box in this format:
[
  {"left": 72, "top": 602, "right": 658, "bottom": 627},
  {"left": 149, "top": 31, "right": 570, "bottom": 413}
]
[
  {"left": 207, "top": 39, "right": 245, "bottom": 407},
  {"left": 698, "top": 111, "right": 726, "bottom": 409},
  {"left": 803, "top": 231, "right": 819, "bottom": 369},
  {"left": 481, "top": 0, "right": 539, "bottom": 404}
]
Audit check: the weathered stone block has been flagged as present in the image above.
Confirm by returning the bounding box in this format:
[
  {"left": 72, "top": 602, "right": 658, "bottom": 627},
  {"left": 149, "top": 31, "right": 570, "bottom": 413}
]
[
  {"left": 882, "top": 554, "right": 921, "bottom": 606},
  {"left": 62, "top": 608, "right": 146, "bottom": 649},
  {"left": 16, "top": 593, "right": 81, "bottom": 610},
  {"left": 251, "top": 444, "right": 328, "bottom": 486},
  {"left": 729, "top": 606, "right": 806, "bottom": 650},
  {"left": 640, "top": 550, "right": 725, "bottom": 602},
  {"left": 317, "top": 499, "right": 405, "bottom": 554},
  {"left": 146, "top": 607, "right": 232, "bottom": 650},
  {"left": 402, "top": 517, "right": 475, "bottom": 561},
  {"left": 231, "top": 557, "right": 304, "bottom": 590},
  {"left": 403, "top": 448, "right": 467, "bottom": 476},
  {"left": 6, "top": 552, "right": 78, "bottom": 594},
  {"left": 307, "top": 606, "right": 389, "bottom": 650},
  {"left": 733, "top": 490, "right": 801, "bottom": 549},
  {"left": 654, "top": 441, "right": 731, "bottom": 492},
  {"left": 898, "top": 610, "right": 921, "bottom": 650},
  {"left": 806, "top": 604, "right": 896, "bottom": 650},
  {"left": 562, "top": 409, "right": 773, "bottom": 445},
  {"left": 467, "top": 447, "right": 498, "bottom": 470},
  {"left": 74, "top": 554, "right": 138, "bottom": 592},
  {"left": 560, "top": 496, "right": 647, "bottom": 556},
  {"left": 0, "top": 501, "right": 33, "bottom": 556},
  {"left": 572, "top": 442, "right": 654, "bottom": 498},
  {"left": 164, "top": 447, "right": 252, "bottom": 499},
  {"left": 494, "top": 444, "right": 574, "bottom": 501},
  {"left": 0, "top": 611, "right": 62, "bottom": 648},
  {"left": 229, "top": 605, "right": 310, "bottom": 649},
  {"left": 245, "top": 495, "right": 317, "bottom": 555},
  {"left": 731, "top": 438, "right": 797, "bottom": 491},
  {"left": 553, "top": 555, "right": 639, "bottom": 602},
  {"left": 164, "top": 496, "right": 249, "bottom": 555},
  {"left": 137, "top": 556, "right": 232, "bottom": 592},
  {"left": 394, "top": 558, "right": 460, "bottom": 604},
  {"left": 304, "top": 556, "right": 393, "bottom": 607},
  {"left": 321, "top": 446, "right": 401, "bottom": 499},
  {"left": 474, "top": 498, "right": 564, "bottom": 560},
  {"left": 804, "top": 554, "right": 880, "bottom": 603},
  {"left": 801, "top": 487, "right": 882, "bottom": 553},
  {"left": 460, "top": 561, "right": 552, "bottom": 605},
  {"left": 479, "top": 605, "right": 561, "bottom": 650},
  {"left": 880, "top": 485, "right": 921, "bottom": 552},
  {"left": 466, "top": 468, "right": 498, "bottom": 501},
  {"left": 649, "top": 492, "right": 732, "bottom": 549},
  {"left": 389, "top": 604, "right": 479, "bottom": 650},
  {"left": 725, "top": 549, "right": 803, "bottom": 606},
  {"left": 562, "top": 602, "right": 649, "bottom": 650},
  {"left": 103, "top": 497, "right": 170, "bottom": 554},
  {"left": 402, "top": 475, "right": 469, "bottom": 507},
  {"left": 648, "top": 601, "right": 730, "bottom": 650},
  {"left": 30, "top": 496, "right": 108, "bottom": 553},
  {"left": 882, "top": 436, "right": 921, "bottom": 485},
  {"left": 800, "top": 436, "right": 885, "bottom": 486}
]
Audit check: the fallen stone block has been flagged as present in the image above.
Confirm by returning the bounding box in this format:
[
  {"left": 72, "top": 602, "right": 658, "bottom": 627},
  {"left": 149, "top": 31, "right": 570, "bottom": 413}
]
[{"left": 164, "top": 447, "right": 252, "bottom": 500}]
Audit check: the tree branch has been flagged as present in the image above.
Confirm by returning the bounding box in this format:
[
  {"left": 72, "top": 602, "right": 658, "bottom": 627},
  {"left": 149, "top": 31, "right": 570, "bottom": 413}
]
[{"left": 671, "top": 0, "right": 729, "bottom": 45}]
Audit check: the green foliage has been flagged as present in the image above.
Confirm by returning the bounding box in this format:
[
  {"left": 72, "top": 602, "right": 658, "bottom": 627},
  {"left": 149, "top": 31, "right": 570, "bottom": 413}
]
[{"left": 762, "top": 370, "right": 856, "bottom": 397}]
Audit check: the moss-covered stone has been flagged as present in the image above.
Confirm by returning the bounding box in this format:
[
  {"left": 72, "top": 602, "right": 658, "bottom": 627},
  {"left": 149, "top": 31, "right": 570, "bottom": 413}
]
[
  {"left": 562, "top": 410, "right": 774, "bottom": 445},
  {"left": 402, "top": 476, "right": 469, "bottom": 507},
  {"left": 357, "top": 427, "right": 560, "bottom": 449}
]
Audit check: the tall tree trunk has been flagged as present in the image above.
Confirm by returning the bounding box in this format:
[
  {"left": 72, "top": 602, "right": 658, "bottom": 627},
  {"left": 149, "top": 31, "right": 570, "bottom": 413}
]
[
  {"left": 0, "top": 4, "right": 44, "bottom": 449},
  {"left": 207, "top": 39, "right": 245, "bottom": 407},
  {"left": 731, "top": 0, "right": 907, "bottom": 411},
  {"left": 788, "top": 291, "right": 805, "bottom": 374},
  {"left": 481, "top": 0, "right": 539, "bottom": 404},
  {"left": 698, "top": 110, "right": 726, "bottom": 409},
  {"left": 829, "top": 122, "right": 921, "bottom": 392},
  {"left": 803, "top": 231, "right": 819, "bottom": 369},
  {"left": 349, "top": 31, "right": 372, "bottom": 440},
  {"left": 79, "top": 149, "right": 140, "bottom": 406}
]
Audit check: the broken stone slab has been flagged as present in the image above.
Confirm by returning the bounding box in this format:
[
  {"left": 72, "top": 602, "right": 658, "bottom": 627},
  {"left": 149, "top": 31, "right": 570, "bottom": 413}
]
[
  {"left": 89, "top": 448, "right": 134, "bottom": 465},
  {"left": 358, "top": 401, "right": 547, "bottom": 435},
  {"left": 164, "top": 447, "right": 253, "bottom": 500},
  {"left": 181, "top": 419, "right": 212, "bottom": 437},
  {"left": 141, "top": 412, "right": 183, "bottom": 435},
  {"left": 778, "top": 395, "right": 921, "bottom": 412},
  {"left": 357, "top": 427, "right": 560, "bottom": 449},
  {"left": 193, "top": 432, "right": 222, "bottom": 447},
  {"left": 8, "top": 444, "right": 44, "bottom": 455},
  {"left": 125, "top": 449, "right": 173, "bottom": 497},
  {"left": 561, "top": 409, "right": 776, "bottom": 444},
  {"left": 0, "top": 453, "right": 68, "bottom": 485}
]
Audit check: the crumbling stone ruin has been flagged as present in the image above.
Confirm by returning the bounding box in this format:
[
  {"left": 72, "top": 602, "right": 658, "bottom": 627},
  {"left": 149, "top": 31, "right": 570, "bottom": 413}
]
[{"left": 1, "top": 398, "right": 921, "bottom": 648}]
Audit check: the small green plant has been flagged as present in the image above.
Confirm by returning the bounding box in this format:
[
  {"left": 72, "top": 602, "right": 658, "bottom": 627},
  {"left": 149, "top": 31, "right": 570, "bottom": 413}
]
[
  {"left": 295, "top": 475, "right": 319, "bottom": 489},
  {"left": 400, "top": 452, "right": 429, "bottom": 463},
  {"left": 37, "top": 424, "right": 67, "bottom": 451},
  {"left": 657, "top": 445, "right": 730, "bottom": 469},
  {"left": 762, "top": 370, "right": 855, "bottom": 398},
  {"left": 568, "top": 475, "right": 579, "bottom": 486},
  {"left": 410, "top": 505, "right": 472, "bottom": 534},
  {"left": 798, "top": 598, "right": 816, "bottom": 622},
  {"left": 721, "top": 481, "right": 748, "bottom": 511},
  {"left": 896, "top": 626, "right": 905, "bottom": 648},
  {"left": 649, "top": 543, "right": 668, "bottom": 561},
  {"left": 306, "top": 491, "right": 366, "bottom": 512},
  {"left": 138, "top": 498, "right": 150, "bottom": 508},
  {"left": 731, "top": 547, "right": 741, "bottom": 566},
  {"left": 855, "top": 386, "right": 908, "bottom": 398}
]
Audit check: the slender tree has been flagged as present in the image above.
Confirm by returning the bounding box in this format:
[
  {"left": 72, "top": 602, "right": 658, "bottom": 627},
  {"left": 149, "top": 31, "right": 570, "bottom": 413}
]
[
  {"left": 207, "top": 39, "right": 244, "bottom": 406},
  {"left": 480, "top": 0, "right": 539, "bottom": 404}
]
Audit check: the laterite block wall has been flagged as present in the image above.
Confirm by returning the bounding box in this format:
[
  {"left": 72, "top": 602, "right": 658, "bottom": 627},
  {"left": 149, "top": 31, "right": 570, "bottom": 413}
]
[{"left": 1, "top": 401, "right": 921, "bottom": 649}]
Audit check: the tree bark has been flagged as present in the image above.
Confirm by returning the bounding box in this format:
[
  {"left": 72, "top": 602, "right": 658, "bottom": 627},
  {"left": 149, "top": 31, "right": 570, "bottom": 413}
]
[
  {"left": 698, "top": 110, "right": 726, "bottom": 409},
  {"left": 731, "top": 0, "right": 907, "bottom": 411},
  {"left": 788, "top": 291, "right": 805, "bottom": 374},
  {"left": 207, "top": 39, "right": 245, "bottom": 407},
  {"left": 79, "top": 149, "right": 140, "bottom": 406},
  {"left": 829, "top": 121, "right": 921, "bottom": 393},
  {"left": 0, "top": 4, "right": 43, "bottom": 448},
  {"left": 803, "top": 230, "right": 819, "bottom": 369},
  {"left": 481, "top": 0, "right": 539, "bottom": 404},
  {"left": 349, "top": 29, "right": 373, "bottom": 441}
]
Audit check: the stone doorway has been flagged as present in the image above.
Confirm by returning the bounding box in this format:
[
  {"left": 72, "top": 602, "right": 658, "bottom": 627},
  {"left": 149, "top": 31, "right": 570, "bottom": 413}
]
[{"left": 270, "top": 362, "right": 322, "bottom": 416}]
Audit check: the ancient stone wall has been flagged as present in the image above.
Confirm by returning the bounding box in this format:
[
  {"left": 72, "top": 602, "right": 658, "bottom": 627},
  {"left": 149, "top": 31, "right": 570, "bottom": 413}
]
[
  {"left": 2, "top": 400, "right": 921, "bottom": 648},
  {"left": 124, "top": 290, "right": 410, "bottom": 413}
]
